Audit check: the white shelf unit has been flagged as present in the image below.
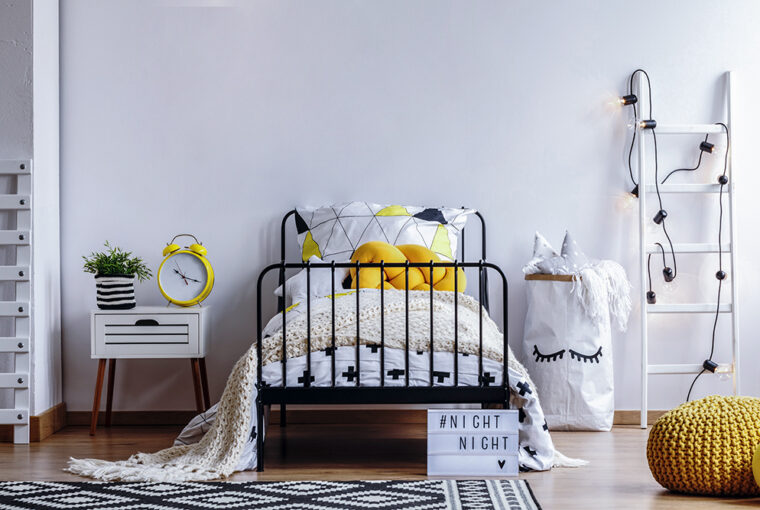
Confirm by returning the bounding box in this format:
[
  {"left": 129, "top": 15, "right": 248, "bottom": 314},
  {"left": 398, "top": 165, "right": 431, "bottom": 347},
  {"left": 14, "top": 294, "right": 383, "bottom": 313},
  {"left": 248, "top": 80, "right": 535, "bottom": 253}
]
[
  {"left": 0, "top": 159, "right": 32, "bottom": 443},
  {"left": 636, "top": 72, "right": 739, "bottom": 429}
]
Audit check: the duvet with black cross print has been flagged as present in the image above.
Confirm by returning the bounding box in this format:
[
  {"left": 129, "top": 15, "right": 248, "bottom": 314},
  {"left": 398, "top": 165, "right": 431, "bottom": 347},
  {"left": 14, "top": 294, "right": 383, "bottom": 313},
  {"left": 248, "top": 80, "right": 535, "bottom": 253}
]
[{"left": 176, "top": 289, "right": 584, "bottom": 473}]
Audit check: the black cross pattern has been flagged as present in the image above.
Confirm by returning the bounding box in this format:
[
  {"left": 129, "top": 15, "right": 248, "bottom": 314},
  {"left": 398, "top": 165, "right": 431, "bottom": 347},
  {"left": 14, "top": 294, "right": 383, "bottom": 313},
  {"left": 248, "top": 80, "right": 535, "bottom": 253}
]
[
  {"left": 298, "top": 370, "right": 314, "bottom": 386},
  {"left": 256, "top": 381, "right": 270, "bottom": 389},
  {"left": 524, "top": 446, "right": 537, "bottom": 457},
  {"left": 432, "top": 371, "right": 450, "bottom": 383},
  {"left": 480, "top": 372, "right": 495, "bottom": 386},
  {"left": 518, "top": 408, "right": 526, "bottom": 423},
  {"left": 517, "top": 381, "right": 532, "bottom": 396},
  {"left": 322, "top": 347, "right": 335, "bottom": 357},
  {"left": 365, "top": 344, "right": 381, "bottom": 354},
  {"left": 543, "top": 420, "right": 549, "bottom": 431},
  {"left": 416, "top": 350, "right": 425, "bottom": 356},
  {"left": 342, "top": 366, "right": 358, "bottom": 382},
  {"left": 387, "top": 369, "right": 405, "bottom": 380}
]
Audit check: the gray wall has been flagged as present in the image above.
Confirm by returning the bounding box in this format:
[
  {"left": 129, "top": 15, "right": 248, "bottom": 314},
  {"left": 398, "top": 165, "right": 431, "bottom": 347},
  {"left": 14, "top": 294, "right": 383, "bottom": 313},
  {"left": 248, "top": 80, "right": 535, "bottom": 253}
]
[
  {"left": 1, "top": 0, "right": 62, "bottom": 415},
  {"left": 60, "top": 0, "right": 760, "bottom": 412},
  {"left": 0, "top": 0, "right": 32, "bottom": 410},
  {"left": 0, "top": 0, "right": 32, "bottom": 157}
]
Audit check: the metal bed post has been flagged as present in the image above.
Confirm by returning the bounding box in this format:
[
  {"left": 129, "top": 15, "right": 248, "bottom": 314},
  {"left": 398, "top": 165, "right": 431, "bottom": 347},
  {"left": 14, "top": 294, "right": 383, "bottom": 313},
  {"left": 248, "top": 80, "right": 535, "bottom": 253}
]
[
  {"left": 279, "top": 211, "right": 296, "bottom": 427},
  {"left": 454, "top": 260, "right": 459, "bottom": 386},
  {"left": 429, "top": 262, "right": 434, "bottom": 386},
  {"left": 380, "top": 261, "right": 385, "bottom": 387},
  {"left": 255, "top": 268, "right": 266, "bottom": 471}
]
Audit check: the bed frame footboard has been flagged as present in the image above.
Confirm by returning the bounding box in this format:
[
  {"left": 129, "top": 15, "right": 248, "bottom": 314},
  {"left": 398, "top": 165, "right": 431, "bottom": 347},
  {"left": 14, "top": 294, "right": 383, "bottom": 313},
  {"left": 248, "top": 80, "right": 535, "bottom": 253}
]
[{"left": 254, "top": 210, "right": 508, "bottom": 471}]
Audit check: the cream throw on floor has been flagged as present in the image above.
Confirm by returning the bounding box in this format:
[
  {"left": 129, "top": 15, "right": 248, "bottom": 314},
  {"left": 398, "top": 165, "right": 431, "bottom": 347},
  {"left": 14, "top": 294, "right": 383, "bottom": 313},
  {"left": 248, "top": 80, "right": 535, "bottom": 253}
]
[{"left": 67, "top": 290, "right": 564, "bottom": 481}]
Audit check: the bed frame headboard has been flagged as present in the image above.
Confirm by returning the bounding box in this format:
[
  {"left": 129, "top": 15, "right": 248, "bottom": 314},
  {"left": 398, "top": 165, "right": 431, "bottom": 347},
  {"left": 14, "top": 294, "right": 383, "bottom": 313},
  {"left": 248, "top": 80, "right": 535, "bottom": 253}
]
[{"left": 278, "top": 208, "right": 490, "bottom": 311}]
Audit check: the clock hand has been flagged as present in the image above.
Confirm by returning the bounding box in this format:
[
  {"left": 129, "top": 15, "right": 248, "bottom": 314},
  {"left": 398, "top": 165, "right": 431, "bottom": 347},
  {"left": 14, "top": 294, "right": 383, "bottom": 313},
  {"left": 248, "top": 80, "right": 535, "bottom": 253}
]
[{"left": 173, "top": 268, "right": 189, "bottom": 285}]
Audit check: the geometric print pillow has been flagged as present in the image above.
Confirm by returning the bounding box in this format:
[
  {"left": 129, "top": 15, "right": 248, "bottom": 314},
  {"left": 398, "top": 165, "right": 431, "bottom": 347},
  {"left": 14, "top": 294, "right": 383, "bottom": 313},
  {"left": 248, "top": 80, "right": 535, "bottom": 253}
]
[{"left": 294, "top": 202, "right": 475, "bottom": 261}]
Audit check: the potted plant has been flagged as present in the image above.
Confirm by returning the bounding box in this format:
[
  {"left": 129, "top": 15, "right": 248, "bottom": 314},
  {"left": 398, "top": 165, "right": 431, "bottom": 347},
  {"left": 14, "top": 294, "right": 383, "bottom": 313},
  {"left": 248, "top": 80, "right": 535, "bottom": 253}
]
[{"left": 83, "top": 242, "right": 152, "bottom": 309}]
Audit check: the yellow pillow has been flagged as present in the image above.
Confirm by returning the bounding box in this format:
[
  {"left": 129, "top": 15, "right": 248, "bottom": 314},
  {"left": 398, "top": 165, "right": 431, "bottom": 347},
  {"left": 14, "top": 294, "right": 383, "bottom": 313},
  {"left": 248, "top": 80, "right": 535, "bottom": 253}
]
[{"left": 349, "top": 241, "right": 465, "bottom": 292}]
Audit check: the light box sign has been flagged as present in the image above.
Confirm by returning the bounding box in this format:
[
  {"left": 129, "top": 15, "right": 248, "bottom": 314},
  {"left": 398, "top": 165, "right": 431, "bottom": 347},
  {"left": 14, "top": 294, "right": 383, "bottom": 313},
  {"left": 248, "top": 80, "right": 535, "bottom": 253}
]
[{"left": 427, "top": 409, "right": 519, "bottom": 477}]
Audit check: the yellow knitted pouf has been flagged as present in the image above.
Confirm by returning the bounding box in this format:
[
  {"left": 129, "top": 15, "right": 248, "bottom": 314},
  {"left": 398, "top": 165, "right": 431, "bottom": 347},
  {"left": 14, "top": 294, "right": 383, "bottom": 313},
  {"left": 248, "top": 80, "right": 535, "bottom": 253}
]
[{"left": 647, "top": 395, "right": 760, "bottom": 496}]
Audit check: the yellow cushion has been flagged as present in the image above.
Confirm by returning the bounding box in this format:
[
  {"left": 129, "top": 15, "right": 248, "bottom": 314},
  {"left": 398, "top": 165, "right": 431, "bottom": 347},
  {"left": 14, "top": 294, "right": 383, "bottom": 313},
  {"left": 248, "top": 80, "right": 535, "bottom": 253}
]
[
  {"left": 349, "top": 241, "right": 465, "bottom": 292},
  {"left": 647, "top": 395, "right": 760, "bottom": 496}
]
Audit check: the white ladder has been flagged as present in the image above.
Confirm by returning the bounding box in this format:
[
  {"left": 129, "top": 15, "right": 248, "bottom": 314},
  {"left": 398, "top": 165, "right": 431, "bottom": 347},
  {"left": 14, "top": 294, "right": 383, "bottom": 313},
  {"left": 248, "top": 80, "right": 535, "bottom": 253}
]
[
  {"left": 637, "top": 72, "right": 739, "bottom": 429},
  {"left": 0, "top": 160, "right": 32, "bottom": 443}
]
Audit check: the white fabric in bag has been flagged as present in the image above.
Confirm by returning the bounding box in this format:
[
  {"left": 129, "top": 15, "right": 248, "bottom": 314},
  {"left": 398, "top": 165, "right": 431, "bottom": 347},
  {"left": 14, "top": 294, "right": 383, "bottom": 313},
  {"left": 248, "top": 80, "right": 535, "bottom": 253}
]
[{"left": 522, "top": 279, "right": 613, "bottom": 431}]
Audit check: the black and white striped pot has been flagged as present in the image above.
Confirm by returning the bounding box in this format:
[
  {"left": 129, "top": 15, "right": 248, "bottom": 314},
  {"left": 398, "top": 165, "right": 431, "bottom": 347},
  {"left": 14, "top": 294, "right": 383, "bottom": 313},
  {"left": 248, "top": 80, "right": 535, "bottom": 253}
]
[{"left": 95, "top": 274, "right": 136, "bottom": 309}]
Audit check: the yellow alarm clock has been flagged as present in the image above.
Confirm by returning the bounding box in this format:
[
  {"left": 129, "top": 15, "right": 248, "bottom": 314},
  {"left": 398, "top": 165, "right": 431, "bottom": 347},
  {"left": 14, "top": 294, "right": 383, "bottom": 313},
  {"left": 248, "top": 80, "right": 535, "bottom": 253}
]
[{"left": 157, "top": 234, "right": 214, "bottom": 306}]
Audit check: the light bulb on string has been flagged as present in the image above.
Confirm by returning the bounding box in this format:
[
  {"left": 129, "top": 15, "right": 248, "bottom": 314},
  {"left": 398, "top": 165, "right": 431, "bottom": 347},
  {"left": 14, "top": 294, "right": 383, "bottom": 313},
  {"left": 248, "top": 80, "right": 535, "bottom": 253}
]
[
  {"left": 661, "top": 276, "right": 679, "bottom": 296},
  {"left": 719, "top": 372, "right": 730, "bottom": 382}
]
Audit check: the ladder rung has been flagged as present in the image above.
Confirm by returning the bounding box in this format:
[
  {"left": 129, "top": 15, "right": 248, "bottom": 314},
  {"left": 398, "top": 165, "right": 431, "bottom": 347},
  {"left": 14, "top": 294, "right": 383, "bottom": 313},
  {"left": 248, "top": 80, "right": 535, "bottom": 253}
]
[
  {"left": 0, "top": 337, "right": 29, "bottom": 352},
  {"left": 0, "top": 409, "right": 28, "bottom": 424},
  {"left": 646, "top": 243, "right": 730, "bottom": 254},
  {"left": 0, "top": 231, "right": 30, "bottom": 245},
  {"left": 0, "top": 266, "right": 29, "bottom": 281},
  {"left": 0, "top": 302, "right": 30, "bottom": 317},
  {"left": 0, "top": 195, "right": 30, "bottom": 210},
  {"left": 648, "top": 303, "right": 732, "bottom": 313},
  {"left": 645, "top": 183, "right": 723, "bottom": 193},
  {"left": 0, "top": 161, "right": 31, "bottom": 175},
  {"left": 0, "top": 373, "right": 29, "bottom": 389},
  {"left": 648, "top": 363, "right": 732, "bottom": 375},
  {"left": 655, "top": 124, "right": 725, "bottom": 134}
]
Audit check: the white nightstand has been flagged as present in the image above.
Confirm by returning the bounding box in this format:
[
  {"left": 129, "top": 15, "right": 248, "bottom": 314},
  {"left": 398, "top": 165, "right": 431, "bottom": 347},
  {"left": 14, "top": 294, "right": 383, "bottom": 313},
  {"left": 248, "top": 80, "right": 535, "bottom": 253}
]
[{"left": 89, "top": 306, "right": 211, "bottom": 435}]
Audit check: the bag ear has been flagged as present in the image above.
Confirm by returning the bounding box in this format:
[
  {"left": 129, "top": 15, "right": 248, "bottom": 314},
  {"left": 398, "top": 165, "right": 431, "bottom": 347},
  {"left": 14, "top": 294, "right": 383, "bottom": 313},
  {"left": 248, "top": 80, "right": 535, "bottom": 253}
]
[{"left": 163, "top": 243, "right": 180, "bottom": 257}]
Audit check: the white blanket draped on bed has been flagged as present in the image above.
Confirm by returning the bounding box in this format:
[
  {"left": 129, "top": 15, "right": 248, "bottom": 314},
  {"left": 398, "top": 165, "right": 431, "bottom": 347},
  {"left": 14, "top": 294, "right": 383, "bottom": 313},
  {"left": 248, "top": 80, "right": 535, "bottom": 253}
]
[{"left": 68, "top": 289, "right": 583, "bottom": 481}]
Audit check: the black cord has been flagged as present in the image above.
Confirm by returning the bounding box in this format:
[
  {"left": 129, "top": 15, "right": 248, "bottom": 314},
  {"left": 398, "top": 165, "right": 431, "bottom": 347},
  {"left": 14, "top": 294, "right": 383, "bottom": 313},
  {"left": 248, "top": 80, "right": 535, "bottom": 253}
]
[
  {"left": 646, "top": 242, "right": 667, "bottom": 294},
  {"left": 650, "top": 129, "right": 678, "bottom": 278},
  {"left": 685, "top": 122, "right": 730, "bottom": 402},
  {"left": 661, "top": 134, "right": 710, "bottom": 184},
  {"left": 626, "top": 69, "right": 653, "bottom": 187}
]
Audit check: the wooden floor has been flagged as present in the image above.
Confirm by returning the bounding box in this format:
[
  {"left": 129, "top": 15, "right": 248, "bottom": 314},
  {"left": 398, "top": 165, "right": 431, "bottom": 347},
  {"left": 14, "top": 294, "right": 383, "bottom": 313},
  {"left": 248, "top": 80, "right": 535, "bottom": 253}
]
[{"left": 0, "top": 424, "right": 758, "bottom": 509}]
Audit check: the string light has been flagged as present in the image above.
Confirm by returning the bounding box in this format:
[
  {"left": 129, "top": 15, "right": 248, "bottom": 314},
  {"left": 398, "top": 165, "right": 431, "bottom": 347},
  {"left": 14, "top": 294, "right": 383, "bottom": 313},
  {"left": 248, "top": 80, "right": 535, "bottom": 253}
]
[
  {"left": 619, "top": 94, "right": 638, "bottom": 105},
  {"left": 685, "top": 122, "right": 730, "bottom": 402},
  {"left": 621, "top": 70, "right": 731, "bottom": 402}
]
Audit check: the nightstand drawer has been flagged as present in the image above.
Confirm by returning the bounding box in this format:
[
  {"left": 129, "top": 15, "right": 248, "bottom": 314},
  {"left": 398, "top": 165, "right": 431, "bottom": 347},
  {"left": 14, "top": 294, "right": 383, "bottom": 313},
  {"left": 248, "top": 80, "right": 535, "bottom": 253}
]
[{"left": 93, "top": 313, "right": 201, "bottom": 358}]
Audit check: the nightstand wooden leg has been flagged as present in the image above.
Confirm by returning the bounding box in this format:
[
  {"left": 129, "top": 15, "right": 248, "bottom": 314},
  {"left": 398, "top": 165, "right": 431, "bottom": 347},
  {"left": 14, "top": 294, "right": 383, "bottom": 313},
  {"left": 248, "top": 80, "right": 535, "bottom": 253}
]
[
  {"left": 198, "top": 358, "right": 210, "bottom": 411},
  {"left": 90, "top": 359, "right": 107, "bottom": 436},
  {"left": 105, "top": 359, "right": 116, "bottom": 427},
  {"left": 190, "top": 359, "right": 204, "bottom": 414}
]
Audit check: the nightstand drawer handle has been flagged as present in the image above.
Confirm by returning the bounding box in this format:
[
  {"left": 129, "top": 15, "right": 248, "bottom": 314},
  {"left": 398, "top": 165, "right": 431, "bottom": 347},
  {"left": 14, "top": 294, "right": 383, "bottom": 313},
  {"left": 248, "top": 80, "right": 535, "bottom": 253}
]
[{"left": 135, "top": 319, "right": 160, "bottom": 326}]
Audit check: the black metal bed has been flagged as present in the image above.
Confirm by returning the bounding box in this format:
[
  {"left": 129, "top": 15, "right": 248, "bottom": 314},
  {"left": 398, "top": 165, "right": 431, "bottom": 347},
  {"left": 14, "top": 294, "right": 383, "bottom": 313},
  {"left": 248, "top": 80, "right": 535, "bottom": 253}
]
[{"left": 254, "top": 209, "right": 509, "bottom": 471}]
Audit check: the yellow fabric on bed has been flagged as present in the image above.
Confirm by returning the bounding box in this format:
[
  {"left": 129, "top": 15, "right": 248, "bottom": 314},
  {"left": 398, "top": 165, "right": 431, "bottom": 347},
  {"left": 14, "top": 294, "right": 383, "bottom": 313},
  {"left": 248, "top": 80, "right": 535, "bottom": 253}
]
[{"left": 349, "top": 241, "right": 466, "bottom": 291}]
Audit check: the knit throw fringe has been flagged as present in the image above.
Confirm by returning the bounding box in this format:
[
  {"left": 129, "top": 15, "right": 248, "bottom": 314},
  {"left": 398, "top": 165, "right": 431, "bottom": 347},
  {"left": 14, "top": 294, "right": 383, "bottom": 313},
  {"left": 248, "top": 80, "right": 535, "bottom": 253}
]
[
  {"left": 571, "top": 260, "right": 632, "bottom": 332},
  {"left": 67, "top": 346, "right": 258, "bottom": 482}
]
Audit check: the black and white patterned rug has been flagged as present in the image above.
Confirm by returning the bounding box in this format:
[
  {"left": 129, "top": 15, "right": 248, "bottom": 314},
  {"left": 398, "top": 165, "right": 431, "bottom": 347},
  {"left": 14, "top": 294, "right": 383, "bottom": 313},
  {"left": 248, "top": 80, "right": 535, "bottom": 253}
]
[{"left": 0, "top": 480, "right": 541, "bottom": 509}]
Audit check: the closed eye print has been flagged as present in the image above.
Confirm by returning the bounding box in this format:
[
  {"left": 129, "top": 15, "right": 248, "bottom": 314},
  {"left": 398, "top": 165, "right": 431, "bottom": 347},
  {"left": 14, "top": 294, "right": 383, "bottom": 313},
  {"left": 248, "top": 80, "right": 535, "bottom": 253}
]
[
  {"left": 533, "top": 345, "right": 565, "bottom": 363},
  {"left": 569, "top": 346, "right": 603, "bottom": 363}
]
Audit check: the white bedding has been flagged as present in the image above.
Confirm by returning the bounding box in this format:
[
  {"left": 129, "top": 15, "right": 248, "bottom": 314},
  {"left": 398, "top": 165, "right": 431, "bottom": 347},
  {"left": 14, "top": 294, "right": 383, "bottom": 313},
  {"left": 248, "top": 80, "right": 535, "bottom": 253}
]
[{"left": 176, "top": 289, "right": 560, "bottom": 472}]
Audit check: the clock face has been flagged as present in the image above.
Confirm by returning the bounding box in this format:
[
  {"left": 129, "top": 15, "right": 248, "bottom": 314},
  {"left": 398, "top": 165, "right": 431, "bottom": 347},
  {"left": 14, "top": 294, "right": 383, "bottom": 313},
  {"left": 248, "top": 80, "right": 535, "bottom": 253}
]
[{"left": 159, "top": 252, "right": 209, "bottom": 304}]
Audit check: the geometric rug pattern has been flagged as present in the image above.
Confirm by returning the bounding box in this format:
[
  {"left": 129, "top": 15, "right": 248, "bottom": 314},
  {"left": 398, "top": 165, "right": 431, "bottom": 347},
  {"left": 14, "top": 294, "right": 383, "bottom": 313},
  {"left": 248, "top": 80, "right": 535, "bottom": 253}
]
[{"left": 0, "top": 479, "right": 541, "bottom": 510}]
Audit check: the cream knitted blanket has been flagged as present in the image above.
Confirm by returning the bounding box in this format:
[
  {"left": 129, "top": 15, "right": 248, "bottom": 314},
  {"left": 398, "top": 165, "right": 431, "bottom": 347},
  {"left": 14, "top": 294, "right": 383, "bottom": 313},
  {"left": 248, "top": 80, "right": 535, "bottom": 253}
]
[{"left": 67, "top": 290, "right": 530, "bottom": 481}]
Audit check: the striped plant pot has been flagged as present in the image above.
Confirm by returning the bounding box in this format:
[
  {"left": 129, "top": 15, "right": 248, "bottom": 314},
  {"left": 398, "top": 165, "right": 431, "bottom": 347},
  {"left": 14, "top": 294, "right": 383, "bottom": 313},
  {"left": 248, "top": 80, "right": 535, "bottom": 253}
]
[{"left": 95, "top": 274, "right": 136, "bottom": 309}]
